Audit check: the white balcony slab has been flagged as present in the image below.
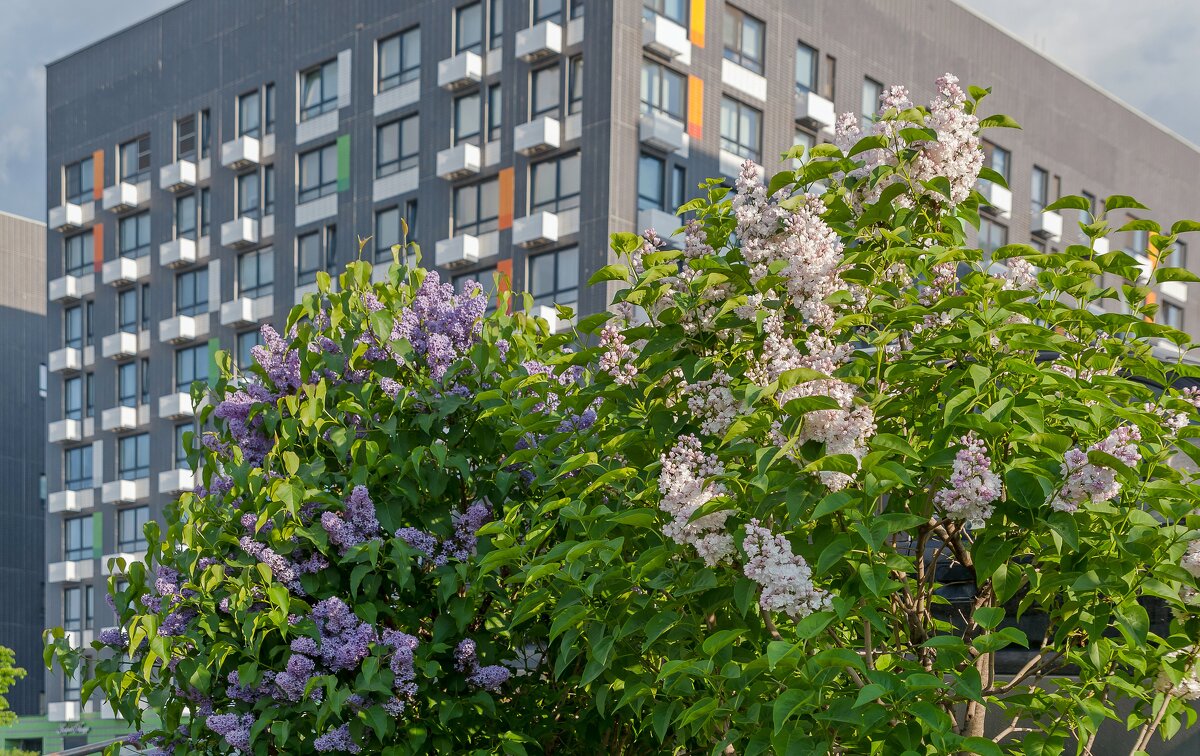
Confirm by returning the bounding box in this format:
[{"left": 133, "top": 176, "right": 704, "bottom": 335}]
[
  {"left": 101, "top": 479, "right": 147, "bottom": 505},
  {"left": 160, "top": 237, "right": 197, "bottom": 268},
  {"left": 49, "top": 202, "right": 90, "bottom": 231},
  {"left": 102, "top": 181, "right": 149, "bottom": 213},
  {"left": 437, "top": 51, "right": 483, "bottom": 90},
  {"left": 101, "top": 405, "right": 138, "bottom": 432},
  {"left": 374, "top": 80, "right": 420, "bottom": 117},
  {"left": 978, "top": 182, "right": 1012, "bottom": 219},
  {"left": 221, "top": 136, "right": 261, "bottom": 169},
  {"left": 638, "top": 207, "right": 684, "bottom": 246},
  {"left": 514, "top": 116, "right": 561, "bottom": 156},
  {"left": 1162, "top": 281, "right": 1189, "bottom": 303},
  {"left": 567, "top": 16, "right": 585, "bottom": 45},
  {"left": 48, "top": 560, "right": 93, "bottom": 584},
  {"left": 261, "top": 214, "right": 275, "bottom": 240},
  {"left": 49, "top": 347, "right": 82, "bottom": 373},
  {"left": 294, "top": 281, "right": 321, "bottom": 305},
  {"left": 565, "top": 114, "right": 583, "bottom": 142},
  {"left": 102, "top": 551, "right": 144, "bottom": 576},
  {"left": 483, "top": 140, "right": 502, "bottom": 168},
  {"left": 639, "top": 111, "right": 689, "bottom": 155},
  {"left": 159, "top": 468, "right": 195, "bottom": 495},
  {"left": 159, "top": 160, "right": 197, "bottom": 192},
  {"left": 49, "top": 273, "right": 94, "bottom": 303},
  {"left": 719, "top": 150, "right": 762, "bottom": 182},
  {"left": 295, "top": 194, "right": 338, "bottom": 228},
  {"left": 515, "top": 20, "right": 563, "bottom": 61},
  {"left": 1091, "top": 236, "right": 1110, "bottom": 255},
  {"left": 721, "top": 59, "right": 767, "bottom": 102},
  {"left": 794, "top": 91, "right": 836, "bottom": 131},
  {"left": 221, "top": 297, "right": 262, "bottom": 326},
  {"left": 513, "top": 211, "right": 560, "bottom": 248},
  {"left": 49, "top": 419, "right": 81, "bottom": 444},
  {"left": 435, "top": 235, "right": 480, "bottom": 269},
  {"left": 221, "top": 217, "right": 260, "bottom": 248},
  {"left": 101, "top": 256, "right": 149, "bottom": 287},
  {"left": 1032, "top": 210, "right": 1064, "bottom": 243},
  {"left": 199, "top": 157, "right": 212, "bottom": 181},
  {"left": 64, "top": 630, "right": 94, "bottom": 650},
  {"left": 296, "top": 110, "right": 339, "bottom": 145},
  {"left": 373, "top": 167, "right": 420, "bottom": 202},
  {"left": 436, "top": 143, "right": 481, "bottom": 180},
  {"left": 160, "top": 314, "right": 206, "bottom": 344},
  {"left": 101, "top": 332, "right": 138, "bottom": 360},
  {"left": 159, "top": 392, "right": 194, "bottom": 419},
  {"left": 642, "top": 13, "right": 691, "bottom": 65},
  {"left": 48, "top": 701, "right": 81, "bottom": 722},
  {"left": 48, "top": 489, "right": 94, "bottom": 514}
]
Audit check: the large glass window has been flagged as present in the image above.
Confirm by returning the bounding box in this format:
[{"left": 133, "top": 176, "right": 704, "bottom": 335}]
[
  {"left": 379, "top": 27, "right": 421, "bottom": 91},
  {"left": 118, "top": 289, "right": 138, "bottom": 333},
  {"left": 239, "top": 247, "right": 274, "bottom": 299},
  {"left": 85, "top": 302, "right": 94, "bottom": 346},
  {"left": 454, "top": 92, "right": 482, "bottom": 145},
  {"left": 300, "top": 59, "right": 339, "bottom": 121},
  {"left": 454, "top": 179, "right": 500, "bottom": 236},
  {"left": 670, "top": 164, "right": 686, "bottom": 210},
  {"left": 64, "top": 233, "right": 92, "bottom": 276},
  {"left": 1162, "top": 301, "right": 1184, "bottom": 330},
  {"left": 862, "top": 77, "right": 883, "bottom": 121},
  {"left": 64, "top": 447, "right": 92, "bottom": 492},
  {"left": 643, "top": 0, "right": 686, "bottom": 25},
  {"left": 489, "top": 0, "right": 504, "bottom": 48},
  {"left": 529, "top": 246, "right": 579, "bottom": 314},
  {"left": 982, "top": 141, "right": 1011, "bottom": 184},
  {"left": 118, "top": 361, "right": 137, "bottom": 408},
  {"left": 641, "top": 60, "right": 685, "bottom": 120},
  {"left": 298, "top": 143, "right": 338, "bottom": 203},
  {"left": 979, "top": 217, "right": 1008, "bottom": 256},
  {"left": 1031, "top": 166, "right": 1049, "bottom": 213},
  {"left": 297, "top": 227, "right": 337, "bottom": 285},
  {"left": 487, "top": 84, "right": 503, "bottom": 142},
  {"left": 64, "top": 157, "right": 94, "bottom": 205},
  {"left": 238, "top": 171, "right": 260, "bottom": 219},
  {"left": 64, "top": 305, "right": 83, "bottom": 348},
  {"left": 200, "top": 188, "right": 211, "bottom": 237},
  {"left": 175, "top": 422, "right": 194, "bottom": 471},
  {"left": 176, "top": 115, "right": 197, "bottom": 160},
  {"left": 375, "top": 207, "right": 401, "bottom": 263},
  {"left": 64, "top": 515, "right": 93, "bottom": 560},
  {"left": 530, "top": 152, "right": 581, "bottom": 213},
  {"left": 638, "top": 153, "right": 666, "bottom": 211},
  {"left": 140, "top": 356, "right": 149, "bottom": 405},
  {"left": 175, "top": 193, "right": 197, "bottom": 240},
  {"left": 175, "top": 345, "right": 208, "bottom": 392},
  {"left": 118, "top": 135, "right": 151, "bottom": 183},
  {"left": 119, "top": 212, "right": 151, "bottom": 259},
  {"left": 85, "top": 373, "right": 95, "bottom": 419},
  {"left": 377, "top": 114, "right": 420, "bottom": 176},
  {"left": 531, "top": 64, "right": 561, "bottom": 118},
  {"left": 534, "top": 0, "right": 562, "bottom": 23},
  {"left": 141, "top": 283, "right": 150, "bottom": 331},
  {"left": 238, "top": 90, "right": 261, "bottom": 138},
  {"left": 405, "top": 199, "right": 419, "bottom": 248},
  {"left": 568, "top": 55, "right": 583, "bottom": 115},
  {"left": 64, "top": 376, "right": 82, "bottom": 421},
  {"left": 265, "top": 84, "right": 276, "bottom": 135},
  {"left": 723, "top": 6, "right": 765, "bottom": 74},
  {"left": 720, "top": 97, "right": 762, "bottom": 162},
  {"left": 456, "top": 2, "right": 483, "bottom": 54},
  {"left": 64, "top": 586, "right": 93, "bottom": 631},
  {"left": 237, "top": 331, "right": 264, "bottom": 371},
  {"left": 796, "top": 41, "right": 817, "bottom": 93},
  {"left": 117, "top": 505, "right": 150, "bottom": 551},
  {"left": 1164, "top": 240, "right": 1188, "bottom": 269},
  {"left": 264, "top": 165, "right": 275, "bottom": 216},
  {"left": 176, "top": 268, "right": 208, "bottom": 316}
]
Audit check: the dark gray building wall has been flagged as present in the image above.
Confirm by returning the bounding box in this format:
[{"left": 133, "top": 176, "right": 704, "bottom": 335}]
[{"left": 0, "top": 212, "right": 46, "bottom": 717}]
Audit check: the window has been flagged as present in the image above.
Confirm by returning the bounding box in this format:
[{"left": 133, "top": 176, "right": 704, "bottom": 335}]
[
  {"left": 264, "top": 165, "right": 276, "bottom": 216},
  {"left": 176, "top": 345, "right": 208, "bottom": 392},
  {"left": 118, "top": 361, "right": 137, "bottom": 408},
  {"left": 641, "top": 60, "right": 685, "bottom": 120},
  {"left": 239, "top": 90, "right": 261, "bottom": 138},
  {"left": 175, "top": 423, "right": 194, "bottom": 470},
  {"left": 644, "top": 0, "right": 686, "bottom": 25},
  {"left": 64, "top": 158, "right": 94, "bottom": 205},
  {"left": 531, "top": 64, "right": 561, "bottom": 118},
  {"left": 64, "top": 376, "right": 82, "bottom": 421},
  {"left": 720, "top": 97, "right": 762, "bottom": 162},
  {"left": 821, "top": 55, "right": 836, "bottom": 100},
  {"left": 64, "top": 515, "right": 92, "bottom": 560},
  {"left": 1030, "top": 166, "right": 1049, "bottom": 213},
  {"left": 200, "top": 188, "right": 211, "bottom": 237},
  {"left": 64, "top": 233, "right": 92, "bottom": 276},
  {"left": 796, "top": 42, "right": 817, "bottom": 94},
  {"left": 979, "top": 218, "right": 1008, "bottom": 256},
  {"left": 454, "top": 179, "right": 500, "bottom": 236},
  {"left": 862, "top": 77, "right": 883, "bottom": 121},
  {"left": 84, "top": 372, "right": 94, "bottom": 418},
  {"left": 265, "top": 84, "right": 276, "bottom": 135},
  {"left": 379, "top": 27, "right": 421, "bottom": 91},
  {"left": 1162, "top": 301, "right": 1184, "bottom": 330},
  {"left": 405, "top": 199, "right": 419, "bottom": 247},
  {"left": 638, "top": 153, "right": 666, "bottom": 211},
  {"left": 64, "top": 447, "right": 92, "bottom": 492},
  {"left": 65, "top": 666, "right": 82, "bottom": 701},
  {"left": 238, "top": 171, "right": 260, "bottom": 218},
  {"left": 1128, "top": 223, "right": 1149, "bottom": 256},
  {"left": 176, "top": 268, "right": 208, "bottom": 316},
  {"left": 1081, "top": 190, "right": 1098, "bottom": 219},
  {"left": 794, "top": 129, "right": 816, "bottom": 159},
  {"left": 118, "top": 289, "right": 138, "bottom": 333},
  {"left": 456, "top": 2, "right": 483, "bottom": 54},
  {"left": 176, "top": 115, "right": 197, "bottom": 160},
  {"left": 237, "top": 331, "right": 263, "bottom": 371},
  {"left": 117, "top": 505, "right": 150, "bottom": 551},
  {"left": 670, "top": 164, "right": 687, "bottom": 210},
  {"left": 297, "top": 227, "right": 337, "bottom": 285},
  {"left": 454, "top": 92, "right": 482, "bottom": 145},
  {"left": 300, "top": 59, "right": 339, "bottom": 121},
  {"left": 64, "top": 586, "right": 93, "bottom": 631},
  {"left": 530, "top": 152, "right": 581, "bottom": 213},
  {"left": 141, "top": 283, "right": 150, "bottom": 331},
  {"left": 118, "top": 135, "right": 151, "bottom": 183},
  {"left": 298, "top": 143, "right": 338, "bottom": 203},
  {"left": 201, "top": 109, "right": 211, "bottom": 157},
  {"left": 453, "top": 269, "right": 497, "bottom": 314},
  {"left": 64, "top": 305, "right": 83, "bottom": 348},
  {"left": 529, "top": 246, "right": 579, "bottom": 314},
  {"left": 981, "top": 141, "right": 1010, "bottom": 184},
  {"left": 487, "top": 84, "right": 503, "bottom": 142},
  {"left": 239, "top": 247, "right": 274, "bottom": 299},
  {"left": 1029, "top": 238, "right": 1047, "bottom": 253},
  {"left": 85, "top": 301, "right": 94, "bottom": 346},
  {"left": 723, "top": 6, "right": 765, "bottom": 74},
  {"left": 568, "top": 55, "right": 583, "bottom": 115},
  {"left": 570, "top": 0, "right": 584, "bottom": 19},
  {"left": 375, "top": 207, "right": 401, "bottom": 263},
  {"left": 140, "top": 356, "right": 149, "bottom": 405},
  {"left": 534, "top": 0, "right": 562, "bottom": 23},
  {"left": 119, "top": 212, "right": 151, "bottom": 258},
  {"left": 489, "top": 0, "right": 504, "bottom": 48},
  {"left": 1164, "top": 240, "right": 1188, "bottom": 269},
  {"left": 175, "top": 193, "right": 197, "bottom": 240},
  {"left": 377, "top": 114, "right": 420, "bottom": 176}
]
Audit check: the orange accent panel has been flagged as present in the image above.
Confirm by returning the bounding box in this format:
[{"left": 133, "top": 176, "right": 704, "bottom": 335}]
[
  {"left": 498, "top": 167, "right": 514, "bottom": 230},
  {"left": 1145, "top": 289, "right": 1157, "bottom": 322},
  {"left": 92, "top": 149, "right": 104, "bottom": 201},
  {"left": 496, "top": 258, "right": 513, "bottom": 314},
  {"left": 92, "top": 223, "right": 104, "bottom": 272},
  {"left": 687, "top": 76, "right": 704, "bottom": 140},
  {"left": 689, "top": 0, "right": 705, "bottom": 47}
]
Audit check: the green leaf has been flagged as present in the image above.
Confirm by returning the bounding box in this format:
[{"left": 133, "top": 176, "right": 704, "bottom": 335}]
[
  {"left": 978, "top": 114, "right": 1021, "bottom": 129},
  {"left": 962, "top": 736, "right": 1005, "bottom": 756},
  {"left": 812, "top": 490, "right": 854, "bottom": 519},
  {"left": 588, "top": 264, "right": 631, "bottom": 285},
  {"left": 847, "top": 135, "right": 888, "bottom": 158},
  {"left": 1104, "top": 195, "right": 1150, "bottom": 212},
  {"left": 1043, "top": 195, "right": 1092, "bottom": 213},
  {"left": 1170, "top": 219, "right": 1200, "bottom": 235},
  {"left": 1155, "top": 266, "right": 1200, "bottom": 283},
  {"left": 853, "top": 683, "right": 887, "bottom": 708},
  {"left": 977, "top": 166, "right": 1008, "bottom": 190},
  {"left": 772, "top": 690, "right": 806, "bottom": 734},
  {"left": 973, "top": 606, "right": 1004, "bottom": 630}
]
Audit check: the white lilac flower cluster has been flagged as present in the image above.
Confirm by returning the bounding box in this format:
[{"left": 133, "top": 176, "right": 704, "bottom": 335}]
[
  {"left": 934, "top": 432, "right": 1002, "bottom": 527},
  {"left": 1155, "top": 648, "right": 1200, "bottom": 701},
  {"left": 598, "top": 323, "right": 637, "bottom": 386},
  {"left": 657, "top": 435, "right": 734, "bottom": 565},
  {"left": 1002, "top": 257, "right": 1038, "bottom": 290},
  {"left": 742, "top": 520, "right": 831, "bottom": 620},
  {"left": 1049, "top": 426, "right": 1142, "bottom": 513},
  {"left": 1143, "top": 402, "right": 1190, "bottom": 436},
  {"left": 684, "top": 371, "right": 739, "bottom": 438}
]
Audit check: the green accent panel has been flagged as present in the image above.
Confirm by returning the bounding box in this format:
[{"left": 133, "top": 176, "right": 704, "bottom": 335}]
[
  {"left": 92, "top": 510, "right": 103, "bottom": 560},
  {"left": 208, "top": 338, "right": 221, "bottom": 385},
  {"left": 337, "top": 134, "right": 351, "bottom": 192}
]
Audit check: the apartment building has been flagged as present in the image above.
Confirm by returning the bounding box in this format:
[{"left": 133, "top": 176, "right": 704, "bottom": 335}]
[{"left": 25, "top": 0, "right": 1200, "bottom": 750}]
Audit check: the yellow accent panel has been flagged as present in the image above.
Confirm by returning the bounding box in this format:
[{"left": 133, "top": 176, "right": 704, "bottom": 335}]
[
  {"left": 690, "top": 0, "right": 706, "bottom": 47},
  {"left": 687, "top": 76, "right": 704, "bottom": 139},
  {"left": 92, "top": 149, "right": 104, "bottom": 201}
]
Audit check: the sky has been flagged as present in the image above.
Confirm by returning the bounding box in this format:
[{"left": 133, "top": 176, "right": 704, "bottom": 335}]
[{"left": 0, "top": 0, "right": 1196, "bottom": 220}]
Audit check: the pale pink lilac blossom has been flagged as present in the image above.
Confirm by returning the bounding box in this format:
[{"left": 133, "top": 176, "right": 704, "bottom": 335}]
[
  {"left": 598, "top": 324, "right": 637, "bottom": 386},
  {"left": 657, "top": 435, "right": 734, "bottom": 565},
  {"left": 742, "top": 520, "right": 830, "bottom": 619},
  {"left": 1049, "top": 426, "right": 1142, "bottom": 513},
  {"left": 934, "top": 432, "right": 1002, "bottom": 527}
]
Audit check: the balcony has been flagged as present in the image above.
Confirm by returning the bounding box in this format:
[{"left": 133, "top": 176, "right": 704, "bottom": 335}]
[
  {"left": 436, "top": 143, "right": 482, "bottom": 180},
  {"left": 221, "top": 217, "right": 260, "bottom": 249},
  {"left": 221, "top": 135, "right": 262, "bottom": 169},
  {"left": 220, "top": 297, "right": 260, "bottom": 327},
  {"left": 536, "top": 305, "right": 564, "bottom": 334},
  {"left": 48, "top": 419, "right": 82, "bottom": 444},
  {"left": 160, "top": 237, "right": 198, "bottom": 268},
  {"left": 1031, "top": 209, "right": 1064, "bottom": 243},
  {"left": 642, "top": 13, "right": 691, "bottom": 63},
  {"left": 48, "top": 560, "right": 94, "bottom": 584},
  {"left": 102, "top": 552, "right": 143, "bottom": 576},
  {"left": 48, "top": 701, "right": 81, "bottom": 722},
  {"left": 49, "top": 202, "right": 93, "bottom": 231},
  {"left": 64, "top": 630, "right": 94, "bottom": 650},
  {"left": 48, "top": 489, "right": 93, "bottom": 514},
  {"left": 49, "top": 273, "right": 94, "bottom": 303},
  {"left": 1092, "top": 236, "right": 1110, "bottom": 255},
  {"left": 101, "top": 331, "right": 138, "bottom": 359},
  {"left": 159, "top": 391, "right": 195, "bottom": 419},
  {"left": 160, "top": 315, "right": 199, "bottom": 344},
  {"left": 978, "top": 182, "right": 1012, "bottom": 219},
  {"left": 514, "top": 116, "right": 562, "bottom": 156},
  {"left": 101, "top": 405, "right": 138, "bottom": 432},
  {"left": 101, "top": 256, "right": 144, "bottom": 287},
  {"left": 101, "top": 479, "right": 143, "bottom": 505},
  {"left": 435, "top": 235, "right": 480, "bottom": 269},
  {"left": 638, "top": 207, "right": 684, "bottom": 246},
  {"left": 159, "top": 160, "right": 197, "bottom": 192},
  {"left": 102, "top": 181, "right": 148, "bottom": 213},
  {"left": 639, "top": 111, "right": 688, "bottom": 154},
  {"left": 48, "top": 347, "right": 82, "bottom": 374},
  {"left": 513, "top": 211, "right": 560, "bottom": 248},
  {"left": 437, "top": 51, "right": 483, "bottom": 90},
  {"left": 515, "top": 20, "right": 563, "bottom": 61},
  {"left": 159, "top": 468, "right": 195, "bottom": 495},
  {"left": 794, "top": 90, "right": 836, "bottom": 132}
]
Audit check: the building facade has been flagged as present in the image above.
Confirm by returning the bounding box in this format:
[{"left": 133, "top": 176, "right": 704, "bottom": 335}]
[{"left": 32, "top": 0, "right": 1200, "bottom": 750}]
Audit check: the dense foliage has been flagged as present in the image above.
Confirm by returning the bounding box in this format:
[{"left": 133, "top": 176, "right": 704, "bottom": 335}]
[{"left": 0, "top": 644, "right": 25, "bottom": 728}]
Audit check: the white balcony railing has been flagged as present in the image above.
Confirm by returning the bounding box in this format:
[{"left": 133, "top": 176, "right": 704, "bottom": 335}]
[
  {"left": 514, "top": 116, "right": 562, "bottom": 156},
  {"left": 221, "top": 136, "right": 261, "bottom": 169},
  {"left": 434, "top": 235, "right": 480, "bottom": 269},
  {"left": 160, "top": 315, "right": 199, "bottom": 344},
  {"left": 436, "top": 143, "right": 482, "bottom": 180},
  {"left": 48, "top": 419, "right": 82, "bottom": 444},
  {"left": 1031, "top": 209, "right": 1064, "bottom": 243},
  {"left": 49, "top": 273, "right": 94, "bottom": 303},
  {"left": 158, "top": 392, "right": 194, "bottom": 419},
  {"left": 221, "top": 217, "right": 260, "bottom": 248},
  {"left": 512, "top": 211, "right": 560, "bottom": 248},
  {"left": 639, "top": 111, "right": 688, "bottom": 154},
  {"left": 48, "top": 560, "right": 94, "bottom": 584},
  {"left": 101, "top": 181, "right": 148, "bottom": 213},
  {"left": 100, "top": 405, "right": 138, "bottom": 432},
  {"left": 794, "top": 90, "right": 836, "bottom": 132},
  {"left": 159, "top": 468, "right": 195, "bottom": 495},
  {"left": 159, "top": 160, "right": 198, "bottom": 192},
  {"left": 978, "top": 182, "right": 1013, "bottom": 219},
  {"left": 100, "top": 332, "right": 138, "bottom": 360},
  {"left": 48, "top": 347, "right": 82, "bottom": 373},
  {"left": 48, "top": 701, "right": 81, "bottom": 722},
  {"left": 437, "top": 51, "right": 483, "bottom": 90},
  {"left": 48, "top": 489, "right": 94, "bottom": 514},
  {"left": 515, "top": 20, "right": 563, "bottom": 61},
  {"left": 160, "top": 237, "right": 198, "bottom": 268},
  {"left": 101, "top": 479, "right": 141, "bottom": 505},
  {"left": 642, "top": 13, "right": 691, "bottom": 63}
]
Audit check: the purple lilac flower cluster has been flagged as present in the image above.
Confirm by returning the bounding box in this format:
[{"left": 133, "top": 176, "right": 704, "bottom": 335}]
[
  {"left": 213, "top": 384, "right": 276, "bottom": 469},
  {"left": 206, "top": 712, "right": 256, "bottom": 752},
  {"left": 312, "top": 597, "right": 376, "bottom": 671},
  {"left": 454, "top": 638, "right": 511, "bottom": 692},
  {"left": 313, "top": 723, "right": 362, "bottom": 754},
  {"left": 392, "top": 272, "right": 487, "bottom": 381},
  {"left": 397, "top": 502, "right": 492, "bottom": 567},
  {"left": 251, "top": 324, "right": 303, "bottom": 394},
  {"left": 320, "top": 485, "right": 381, "bottom": 554}
]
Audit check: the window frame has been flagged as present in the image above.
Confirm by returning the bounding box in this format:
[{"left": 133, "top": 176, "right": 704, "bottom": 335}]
[
  {"left": 637, "top": 153, "right": 666, "bottom": 211},
  {"left": 530, "top": 63, "right": 562, "bottom": 119},
  {"left": 238, "top": 89, "right": 262, "bottom": 138},
  {"left": 528, "top": 246, "right": 580, "bottom": 315},
  {"left": 643, "top": 0, "right": 686, "bottom": 26},
  {"left": 117, "top": 361, "right": 138, "bottom": 408},
  {"left": 64, "top": 233, "right": 93, "bottom": 277},
  {"left": 118, "top": 135, "right": 151, "bottom": 183},
  {"left": 453, "top": 179, "right": 500, "bottom": 236},
  {"left": 118, "top": 212, "right": 151, "bottom": 259},
  {"left": 376, "top": 114, "right": 420, "bottom": 177},
  {"left": 300, "top": 59, "right": 339, "bottom": 122},
  {"left": 723, "top": 5, "right": 765, "bottom": 75},
  {"left": 456, "top": 2, "right": 484, "bottom": 54},
  {"left": 297, "top": 226, "right": 338, "bottom": 285},
  {"left": 175, "top": 344, "right": 209, "bottom": 392},
  {"left": 454, "top": 91, "right": 483, "bottom": 145},
  {"left": 795, "top": 41, "right": 818, "bottom": 94},
  {"left": 640, "top": 59, "right": 686, "bottom": 121},
  {"left": 176, "top": 114, "right": 197, "bottom": 161},
  {"left": 64, "top": 375, "right": 83, "bottom": 421},
  {"left": 64, "top": 447, "right": 92, "bottom": 492},
  {"left": 238, "top": 247, "right": 274, "bottom": 300},
  {"left": 378, "top": 27, "right": 421, "bottom": 92},
  {"left": 297, "top": 143, "right": 338, "bottom": 203},
  {"left": 64, "top": 157, "right": 94, "bottom": 205},
  {"left": 64, "top": 305, "right": 83, "bottom": 349},
  {"left": 176, "top": 267, "right": 208, "bottom": 317},
  {"left": 862, "top": 77, "right": 883, "bottom": 121},
  {"left": 117, "top": 504, "right": 150, "bottom": 552},
  {"left": 719, "top": 96, "right": 763, "bottom": 162},
  {"left": 1031, "top": 166, "right": 1049, "bottom": 213},
  {"left": 64, "top": 515, "right": 93, "bottom": 561},
  {"left": 529, "top": 152, "right": 581, "bottom": 214}
]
